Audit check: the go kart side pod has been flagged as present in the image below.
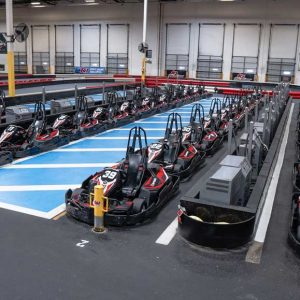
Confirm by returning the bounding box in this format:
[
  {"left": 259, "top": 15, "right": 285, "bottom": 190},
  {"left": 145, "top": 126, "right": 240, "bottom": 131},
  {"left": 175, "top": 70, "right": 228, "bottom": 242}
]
[
  {"left": 288, "top": 193, "right": 300, "bottom": 254},
  {"left": 0, "top": 151, "right": 13, "bottom": 166}
]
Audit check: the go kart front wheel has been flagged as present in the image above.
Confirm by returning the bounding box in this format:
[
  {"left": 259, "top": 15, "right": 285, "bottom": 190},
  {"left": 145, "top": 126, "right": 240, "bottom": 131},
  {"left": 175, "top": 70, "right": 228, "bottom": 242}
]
[{"left": 132, "top": 198, "right": 147, "bottom": 214}]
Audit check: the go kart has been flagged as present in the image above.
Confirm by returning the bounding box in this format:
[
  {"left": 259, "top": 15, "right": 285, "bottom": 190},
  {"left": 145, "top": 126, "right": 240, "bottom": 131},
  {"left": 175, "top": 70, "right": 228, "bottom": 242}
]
[
  {"left": 148, "top": 112, "right": 205, "bottom": 181},
  {"left": 289, "top": 163, "right": 300, "bottom": 252},
  {"left": 199, "top": 99, "right": 224, "bottom": 156},
  {"left": 182, "top": 103, "right": 205, "bottom": 147},
  {"left": 65, "top": 126, "right": 179, "bottom": 226},
  {"left": 0, "top": 102, "right": 67, "bottom": 158},
  {"left": 52, "top": 95, "right": 108, "bottom": 140}
]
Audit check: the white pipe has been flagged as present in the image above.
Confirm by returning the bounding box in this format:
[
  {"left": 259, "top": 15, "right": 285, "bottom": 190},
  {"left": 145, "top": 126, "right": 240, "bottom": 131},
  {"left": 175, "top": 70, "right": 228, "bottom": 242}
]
[
  {"left": 5, "top": 0, "right": 13, "bottom": 52},
  {"left": 142, "top": 0, "right": 148, "bottom": 43}
]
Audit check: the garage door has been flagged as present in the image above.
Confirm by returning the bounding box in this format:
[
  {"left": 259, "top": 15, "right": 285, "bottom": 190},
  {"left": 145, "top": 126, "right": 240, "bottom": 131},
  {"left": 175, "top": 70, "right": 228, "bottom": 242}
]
[
  {"left": 107, "top": 24, "right": 129, "bottom": 74},
  {"left": 165, "top": 23, "right": 191, "bottom": 78},
  {"left": 197, "top": 23, "right": 225, "bottom": 79},
  {"left": 55, "top": 25, "right": 74, "bottom": 74},
  {"left": 267, "top": 24, "right": 299, "bottom": 82},
  {"left": 80, "top": 24, "right": 101, "bottom": 67},
  {"left": 231, "top": 24, "right": 262, "bottom": 80},
  {"left": 31, "top": 25, "right": 50, "bottom": 74}
]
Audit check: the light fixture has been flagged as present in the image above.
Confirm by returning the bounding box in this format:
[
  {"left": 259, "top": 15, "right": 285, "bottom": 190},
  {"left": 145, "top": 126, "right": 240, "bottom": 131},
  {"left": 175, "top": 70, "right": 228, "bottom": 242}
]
[
  {"left": 119, "top": 64, "right": 125, "bottom": 68},
  {"left": 246, "top": 69, "right": 254, "bottom": 73},
  {"left": 85, "top": 0, "right": 96, "bottom": 2},
  {"left": 42, "top": 62, "right": 48, "bottom": 65},
  {"left": 218, "top": 0, "right": 235, "bottom": 2},
  {"left": 178, "top": 66, "right": 186, "bottom": 70},
  {"left": 212, "top": 68, "right": 219, "bottom": 71},
  {"left": 283, "top": 71, "right": 291, "bottom": 75},
  {"left": 92, "top": 63, "right": 98, "bottom": 67},
  {"left": 31, "top": 1, "right": 41, "bottom": 5}
]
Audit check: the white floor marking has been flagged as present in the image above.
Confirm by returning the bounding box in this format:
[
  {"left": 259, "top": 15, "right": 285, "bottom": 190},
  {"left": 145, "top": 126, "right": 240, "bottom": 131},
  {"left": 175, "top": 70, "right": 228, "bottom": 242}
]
[
  {"left": 0, "top": 184, "right": 80, "bottom": 192},
  {"left": 0, "top": 201, "right": 65, "bottom": 219},
  {"left": 53, "top": 148, "right": 127, "bottom": 152},
  {"left": 100, "top": 128, "right": 166, "bottom": 131},
  {"left": 253, "top": 103, "right": 294, "bottom": 243},
  {"left": 135, "top": 121, "right": 189, "bottom": 124},
  {"left": 86, "top": 136, "right": 163, "bottom": 140},
  {"left": 3, "top": 163, "right": 114, "bottom": 169},
  {"left": 155, "top": 217, "right": 178, "bottom": 245}
]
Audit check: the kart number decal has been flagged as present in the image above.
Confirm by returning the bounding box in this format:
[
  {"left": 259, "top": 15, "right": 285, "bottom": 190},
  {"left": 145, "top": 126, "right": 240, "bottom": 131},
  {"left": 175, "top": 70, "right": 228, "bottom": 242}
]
[
  {"left": 183, "top": 126, "right": 191, "bottom": 133},
  {"left": 150, "top": 143, "right": 162, "bottom": 150},
  {"left": 102, "top": 170, "right": 117, "bottom": 180}
]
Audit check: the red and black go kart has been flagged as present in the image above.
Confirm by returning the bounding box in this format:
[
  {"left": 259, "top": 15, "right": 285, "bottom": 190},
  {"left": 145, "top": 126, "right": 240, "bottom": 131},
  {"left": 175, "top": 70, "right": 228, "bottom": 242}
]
[
  {"left": 65, "top": 126, "right": 180, "bottom": 226},
  {"left": 0, "top": 102, "right": 69, "bottom": 159},
  {"left": 147, "top": 112, "right": 205, "bottom": 181},
  {"left": 199, "top": 99, "right": 224, "bottom": 156},
  {"left": 182, "top": 103, "right": 205, "bottom": 147},
  {"left": 51, "top": 95, "right": 109, "bottom": 140}
]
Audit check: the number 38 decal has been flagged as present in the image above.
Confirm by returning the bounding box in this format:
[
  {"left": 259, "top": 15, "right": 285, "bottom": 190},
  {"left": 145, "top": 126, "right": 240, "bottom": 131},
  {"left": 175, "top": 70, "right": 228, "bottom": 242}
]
[{"left": 102, "top": 170, "right": 117, "bottom": 180}]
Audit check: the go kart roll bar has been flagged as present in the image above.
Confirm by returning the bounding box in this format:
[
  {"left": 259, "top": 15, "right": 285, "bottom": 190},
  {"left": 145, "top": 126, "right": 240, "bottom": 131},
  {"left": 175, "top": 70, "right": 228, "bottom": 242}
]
[{"left": 164, "top": 112, "right": 183, "bottom": 140}]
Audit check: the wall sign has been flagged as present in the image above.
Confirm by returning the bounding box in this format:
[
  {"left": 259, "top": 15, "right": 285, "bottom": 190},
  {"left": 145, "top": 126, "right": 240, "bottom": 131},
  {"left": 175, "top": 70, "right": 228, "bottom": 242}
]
[{"left": 74, "top": 66, "right": 106, "bottom": 74}]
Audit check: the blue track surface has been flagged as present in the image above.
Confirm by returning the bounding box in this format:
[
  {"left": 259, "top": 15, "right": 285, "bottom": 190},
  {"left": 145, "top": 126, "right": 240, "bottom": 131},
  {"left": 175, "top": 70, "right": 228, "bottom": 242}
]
[{"left": 0, "top": 97, "right": 219, "bottom": 218}]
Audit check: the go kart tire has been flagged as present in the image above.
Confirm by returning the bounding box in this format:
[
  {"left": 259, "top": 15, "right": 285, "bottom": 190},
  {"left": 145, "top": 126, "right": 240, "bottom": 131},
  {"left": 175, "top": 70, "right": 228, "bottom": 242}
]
[
  {"left": 173, "top": 163, "right": 183, "bottom": 173},
  {"left": 132, "top": 198, "right": 147, "bottom": 214},
  {"left": 297, "top": 225, "right": 300, "bottom": 241}
]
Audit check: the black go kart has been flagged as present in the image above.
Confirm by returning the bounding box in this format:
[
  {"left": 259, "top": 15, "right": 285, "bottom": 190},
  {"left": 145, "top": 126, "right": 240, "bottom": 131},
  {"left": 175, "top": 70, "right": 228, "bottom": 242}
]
[
  {"left": 199, "top": 99, "right": 224, "bottom": 156},
  {"left": 109, "top": 92, "right": 136, "bottom": 126},
  {"left": 0, "top": 102, "right": 68, "bottom": 159},
  {"left": 289, "top": 163, "right": 300, "bottom": 253},
  {"left": 65, "top": 126, "right": 180, "bottom": 226},
  {"left": 182, "top": 103, "right": 205, "bottom": 147},
  {"left": 52, "top": 95, "right": 109, "bottom": 140},
  {"left": 147, "top": 112, "right": 205, "bottom": 181}
]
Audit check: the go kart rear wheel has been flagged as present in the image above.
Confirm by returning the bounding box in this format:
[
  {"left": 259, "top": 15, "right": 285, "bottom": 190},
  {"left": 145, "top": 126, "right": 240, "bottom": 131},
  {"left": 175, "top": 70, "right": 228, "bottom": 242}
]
[{"left": 132, "top": 198, "right": 146, "bottom": 214}]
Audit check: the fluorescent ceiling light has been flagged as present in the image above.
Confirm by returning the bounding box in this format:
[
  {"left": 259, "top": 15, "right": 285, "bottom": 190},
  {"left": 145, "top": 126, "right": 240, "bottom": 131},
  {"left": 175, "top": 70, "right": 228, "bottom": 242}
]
[
  {"left": 42, "top": 62, "right": 48, "bottom": 65},
  {"left": 212, "top": 68, "right": 219, "bottom": 71},
  {"left": 31, "top": 1, "right": 41, "bottom": 5},
  {"left": 283, "top": 71, "right": 291, "bottom": 75},
  {"left": 85, "top": 0, "right": 96, "bottom": 2},
  {"left": 178, "top": 66, "right": 186, "bottom": 70},
  {"left": 247, "top": 69, "right": 254, "bottom": 73},
  {"left": 119, "top": 64, "right": 125, "bottom": 67}
]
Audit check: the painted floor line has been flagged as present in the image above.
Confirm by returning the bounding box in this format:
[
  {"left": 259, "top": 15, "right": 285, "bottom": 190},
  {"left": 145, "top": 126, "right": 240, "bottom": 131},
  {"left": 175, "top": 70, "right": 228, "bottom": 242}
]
[
  {"left": 53, "top": 148, "right": 127, "bottom": 152},
  {"left": 0, "top": 184, "right": 80, "bottom": 192},
  {"left": 0, "top": 201, "right": 55, "bottom": 219},
  {"left": 86, "top": 136, "right": 163, "bottom": 140},
  {"left": 3, "top": 163, "right": 114, "bottom": 169},
  {"left": 155, "top": 217, "right": 178, "bottom": 245},
  {"left": 135, "top": 121, "right": 189, "bottom": 124},
  {"left": 246, "top": 103, "right": 294, "bottom": 264},
  {"left": 100, "top": 128, "right": 166, "bottom": 131}
]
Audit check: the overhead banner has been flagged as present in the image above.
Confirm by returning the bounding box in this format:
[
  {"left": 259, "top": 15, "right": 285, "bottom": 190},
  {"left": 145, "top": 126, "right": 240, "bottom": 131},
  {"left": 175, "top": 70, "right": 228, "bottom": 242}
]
[
  {"left": 0, "top": 33, "right": 7, "bottom": 54},
  {"left": 74, "top": 66, "right": 106, "bottom": 74}
]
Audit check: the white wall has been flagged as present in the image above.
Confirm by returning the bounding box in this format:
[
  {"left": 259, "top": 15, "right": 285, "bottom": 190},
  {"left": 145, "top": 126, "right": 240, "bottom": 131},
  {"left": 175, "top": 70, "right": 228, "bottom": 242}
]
[{"left": 0, "top": 0, "right": 300, "bottom": 83}]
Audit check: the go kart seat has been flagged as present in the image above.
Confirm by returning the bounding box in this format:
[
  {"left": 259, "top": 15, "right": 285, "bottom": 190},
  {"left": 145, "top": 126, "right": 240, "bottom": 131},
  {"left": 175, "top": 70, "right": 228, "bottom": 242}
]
[
  {"left": 163, "top": 135, "right": 180, "bottom": 164},
  {"left": 122, "top": 153, "right": 146, "bottom": 197}
]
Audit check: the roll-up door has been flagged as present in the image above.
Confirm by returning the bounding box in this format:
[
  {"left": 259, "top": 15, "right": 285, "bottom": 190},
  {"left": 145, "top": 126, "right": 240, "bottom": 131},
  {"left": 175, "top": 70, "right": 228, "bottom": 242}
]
[
  {"left": 107, "top": 24, "right": 129, "bottom": 74},
  {"left": 55, "top": 25, "right": 74, "bottom": 74},
  {"left": 80, "top": 24, "right": 101, "bottom": 67},
  {"left": 197, "top": 23, "right": 225, "bottom": 79},
  {"left": 165, "top": 23, "right": 191, "bottom": 78},
  {"left": 231, "top": 24, "right": 262, "bottom": 80},
  {"left": 267, "top": 24, "right": 299, "bottom": 82},
  {"left": 31, "top": 25, "right": 50, "bottom": 74}
]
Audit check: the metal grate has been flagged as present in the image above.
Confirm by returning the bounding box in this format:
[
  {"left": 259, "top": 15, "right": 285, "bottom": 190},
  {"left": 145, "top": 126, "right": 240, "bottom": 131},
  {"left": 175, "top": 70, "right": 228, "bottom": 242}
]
[
  {"left": 55, "top": 52, "right": 74, "bottom": 74},
  {"left": 266, "top": 58, "right": 296, "bottom": 82},
  {"left": 231, "top": 56, "right": 258, "bottom": 75},
  {"left": 14, "top": 52, "right": 27, "bottom": 73},
  {"left": 107, "top": 53, "right": 128, "bottom": 74},
  {"left": 165, "top": 54, "right": 189, "bottom": 73},
  {"left": 32, "top": 52, "right": 50, "bottom": 74},
  {"left": 196, "top": 55, "right": 223, "bottom": 79},
  {"left": 80, "top": 52, "right": 100, "bottom": 67}
]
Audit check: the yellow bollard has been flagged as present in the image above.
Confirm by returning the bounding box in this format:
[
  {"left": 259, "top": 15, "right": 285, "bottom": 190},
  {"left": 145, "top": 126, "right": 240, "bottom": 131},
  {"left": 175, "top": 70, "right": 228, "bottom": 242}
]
[{"left": 90, "top": 185, "right": 108, "bottom": 234}]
